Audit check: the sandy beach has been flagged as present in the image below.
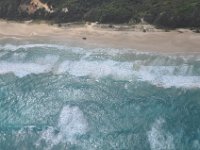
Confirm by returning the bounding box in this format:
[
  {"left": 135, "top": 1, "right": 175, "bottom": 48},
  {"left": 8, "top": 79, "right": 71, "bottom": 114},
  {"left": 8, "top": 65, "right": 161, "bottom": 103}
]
[{"left": 0, "top": 20, "right": 200, "bottom": 54}]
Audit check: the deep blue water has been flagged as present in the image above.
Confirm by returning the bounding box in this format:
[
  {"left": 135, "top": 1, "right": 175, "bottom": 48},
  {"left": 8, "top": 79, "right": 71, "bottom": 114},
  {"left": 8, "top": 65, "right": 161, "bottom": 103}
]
[{"left": 0, "top": 42, "right": 200, "bottom": 150}]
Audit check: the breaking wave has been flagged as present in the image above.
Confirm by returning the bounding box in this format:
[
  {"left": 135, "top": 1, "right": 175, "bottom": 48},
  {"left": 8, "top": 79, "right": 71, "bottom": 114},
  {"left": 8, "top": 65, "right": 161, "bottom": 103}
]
[{"left": 0, "top": 44, "right": 200, "bottom": 88}]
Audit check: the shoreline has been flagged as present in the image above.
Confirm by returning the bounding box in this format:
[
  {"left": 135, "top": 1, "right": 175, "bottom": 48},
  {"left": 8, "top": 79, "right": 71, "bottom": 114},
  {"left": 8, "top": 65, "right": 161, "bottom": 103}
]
[{"left": 0, "top": 20, "right": 200, "bottom": 54}]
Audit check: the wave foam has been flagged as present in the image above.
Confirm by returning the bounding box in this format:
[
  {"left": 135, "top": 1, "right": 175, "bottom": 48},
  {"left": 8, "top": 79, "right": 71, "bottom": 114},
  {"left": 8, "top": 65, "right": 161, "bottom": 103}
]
[
  {"left": 35, "top": 54, "right": 59, "bottom": 65},
  {"left": 0, "top": 44, "right": 65, "bottom": 51},
  {"left": 58, "top": 105, "right": 88, "bottom": 138},
  {"left": 134, "top": 65, "right": 200, "bottom": 88},
  {"left": 36, "top": 105, "right": 88, "bottom": 149},
  {"left": 1, "top": 59, "right": 200, "bottom": 88},
  {"left": 0, "top": 62, "right": 51, "bottom": 77},
  {"left": 57, "top": 60, "right": 133, "bottom": 79},
  {"left": 147, "top": 118, "right": 175, "bottom": 150},
  {"left": 0, "top": 43, "right": 200, "bottom": 88}
]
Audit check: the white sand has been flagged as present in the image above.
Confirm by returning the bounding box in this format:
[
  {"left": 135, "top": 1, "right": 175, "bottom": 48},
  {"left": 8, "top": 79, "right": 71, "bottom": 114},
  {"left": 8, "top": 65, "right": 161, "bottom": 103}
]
[{"left": 0, "top": 20, "right": 200, "bottom": 53}]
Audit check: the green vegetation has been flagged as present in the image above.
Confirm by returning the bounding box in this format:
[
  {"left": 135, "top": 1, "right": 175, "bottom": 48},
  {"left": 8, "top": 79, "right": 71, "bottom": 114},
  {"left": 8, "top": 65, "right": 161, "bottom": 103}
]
[
  {"left": 0, "top": 0, "right": 20, "bottom": 19},
  {"left": 0, "top": 0, "right": 200, "bottom": 28},
  {"left": 144, "top": 0, "right": 200, "bottom": 27}
]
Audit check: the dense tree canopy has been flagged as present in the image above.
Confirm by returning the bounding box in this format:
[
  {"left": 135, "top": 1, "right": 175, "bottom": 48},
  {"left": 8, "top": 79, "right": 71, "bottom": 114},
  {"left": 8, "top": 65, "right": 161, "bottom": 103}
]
[{"left": 0, "top": 0, "right": 200, "bottom": 28}]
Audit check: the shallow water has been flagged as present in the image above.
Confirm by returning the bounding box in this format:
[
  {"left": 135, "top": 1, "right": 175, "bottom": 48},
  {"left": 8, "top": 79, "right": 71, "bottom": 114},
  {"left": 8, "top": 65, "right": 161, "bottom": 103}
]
[{"left": 0, "top": 41, "right": 200, "bottom": 150}]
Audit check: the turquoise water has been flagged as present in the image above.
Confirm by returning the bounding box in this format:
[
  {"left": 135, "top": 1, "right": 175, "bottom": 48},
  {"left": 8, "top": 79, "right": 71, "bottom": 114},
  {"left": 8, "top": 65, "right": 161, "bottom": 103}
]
[{"left": 0, "top": 41, "right": 200, "bottom": 150}]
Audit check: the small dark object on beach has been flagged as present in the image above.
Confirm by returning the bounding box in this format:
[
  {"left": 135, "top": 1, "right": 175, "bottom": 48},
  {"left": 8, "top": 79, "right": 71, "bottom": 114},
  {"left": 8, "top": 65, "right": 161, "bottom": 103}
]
[
  {"left": 58, "top": 23, "right": 62, "bottom": 27},
  {"left": 178, "top": 30, "right": 184, "bottom": 33},
  {"left": 109, "top": 24, "right": 114, "bottom": 28},
  {"left": 143, "top": 29, "right": 146, "bottom": 32},
  {"left": 195, "top": 29, "right": 200, "bottom": 33},
  {"left": 164, "top": 29, "right": 170, "bottom": 32},
  {"left": 82, "top": 37, "right": 87, "bottom": 40}
]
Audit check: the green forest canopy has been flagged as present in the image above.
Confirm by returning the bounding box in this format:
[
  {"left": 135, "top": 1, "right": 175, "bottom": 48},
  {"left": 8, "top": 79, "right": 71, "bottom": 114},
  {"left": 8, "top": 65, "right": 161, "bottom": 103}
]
[{"left": 0, "top": 0, "right": 200, "bottom": 28}]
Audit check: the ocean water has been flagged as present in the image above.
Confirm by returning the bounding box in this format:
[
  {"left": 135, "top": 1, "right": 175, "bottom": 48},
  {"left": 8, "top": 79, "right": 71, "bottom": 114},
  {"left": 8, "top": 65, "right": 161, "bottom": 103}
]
[{"left": 0, "top": 41, "right": 200, "bottom": 150}]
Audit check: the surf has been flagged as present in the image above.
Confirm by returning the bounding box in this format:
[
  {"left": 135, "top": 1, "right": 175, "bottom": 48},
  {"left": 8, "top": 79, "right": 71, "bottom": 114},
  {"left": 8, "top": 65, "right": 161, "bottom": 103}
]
[{"left": 1, "top": 43, "right": 200, "bottom": 150}]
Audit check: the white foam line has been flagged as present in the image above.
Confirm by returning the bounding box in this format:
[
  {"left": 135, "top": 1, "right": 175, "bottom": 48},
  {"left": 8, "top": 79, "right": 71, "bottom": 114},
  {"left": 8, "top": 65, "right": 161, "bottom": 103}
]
[
  {"left": 56, "top": 60, "right": 200, "bottom": 88},
  {"left": 0, "top": 44, "right": 66, "bottom": 51},
  {"left": 1, "top": 59, "right": 200, "bottom": 88},
  {"left": 0, "top": 62, "right": 51, "bottom": 78},
  {"left": 1, "top": 44, "right": 199, "bottom": 62},
  {"left": 56, "top": 60, "right": 133, "bottom": 79},
  {"left": 133, "top": 65, "right": 200, "bottom": 88},
  {"left": 0, "top": 43, "right": 200, "bottom": 88}
]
